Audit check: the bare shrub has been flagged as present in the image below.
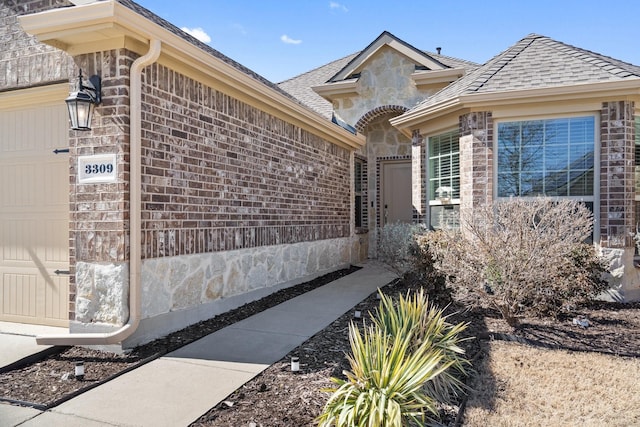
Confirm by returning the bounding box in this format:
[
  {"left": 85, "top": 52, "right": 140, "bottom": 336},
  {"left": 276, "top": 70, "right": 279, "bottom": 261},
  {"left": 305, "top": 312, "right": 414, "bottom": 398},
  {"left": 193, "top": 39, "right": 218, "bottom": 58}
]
[
  {"left": 378, "top": 223, "right": 451, "bottom": 302},
  {"left": 377, "top": 222, "right": 423, "bottom": 276},
  {"left": 407, "top": 232, "right": 451, "bottom": 304},
  {"left": 422, "top": 198, "right": 608, "bottom": 326}
]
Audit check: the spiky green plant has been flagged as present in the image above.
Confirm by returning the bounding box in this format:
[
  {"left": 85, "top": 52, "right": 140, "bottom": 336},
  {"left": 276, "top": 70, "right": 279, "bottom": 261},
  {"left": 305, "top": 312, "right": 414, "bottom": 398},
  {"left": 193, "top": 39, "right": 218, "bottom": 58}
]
[
  {"left": 317, "top": 321, "right": 451, "bottom": 427},
  {"left": 372, "top": 289, "right": 470, "bottom": 404}
]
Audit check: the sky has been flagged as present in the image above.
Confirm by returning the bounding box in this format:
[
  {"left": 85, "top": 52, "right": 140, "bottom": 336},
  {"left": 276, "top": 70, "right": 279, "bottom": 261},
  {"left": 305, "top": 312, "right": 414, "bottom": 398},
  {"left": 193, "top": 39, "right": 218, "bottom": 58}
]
[{"left": 135, "top": 0, "right": 640, "bottom": 83}]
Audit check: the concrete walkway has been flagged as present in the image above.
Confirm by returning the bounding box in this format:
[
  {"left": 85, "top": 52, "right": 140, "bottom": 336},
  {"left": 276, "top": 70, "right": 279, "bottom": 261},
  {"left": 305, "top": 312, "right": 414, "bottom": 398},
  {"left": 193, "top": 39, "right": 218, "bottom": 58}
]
[
  {"left": 0, "top": 263, "right": 396, "bottom": 427},
  {"left": 0, "top": 322, "right": 67, "bottom": 371}
]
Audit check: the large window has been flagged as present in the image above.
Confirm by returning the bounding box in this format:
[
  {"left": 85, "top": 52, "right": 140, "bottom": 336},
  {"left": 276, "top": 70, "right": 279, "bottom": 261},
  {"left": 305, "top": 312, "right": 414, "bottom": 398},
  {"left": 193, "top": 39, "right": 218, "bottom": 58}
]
[
  {"left": 497, "top": 116, "right": 595, "bottom": 198},
  {"left": 428, "top": 130, "right": 460, "bottom": 229}
]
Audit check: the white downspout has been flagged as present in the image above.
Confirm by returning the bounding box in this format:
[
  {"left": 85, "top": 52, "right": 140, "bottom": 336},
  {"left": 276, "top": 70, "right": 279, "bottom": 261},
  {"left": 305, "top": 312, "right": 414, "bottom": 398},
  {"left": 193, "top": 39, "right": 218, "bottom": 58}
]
[{"left": 37, "top": 39, "right": 162, "bottom": 346}]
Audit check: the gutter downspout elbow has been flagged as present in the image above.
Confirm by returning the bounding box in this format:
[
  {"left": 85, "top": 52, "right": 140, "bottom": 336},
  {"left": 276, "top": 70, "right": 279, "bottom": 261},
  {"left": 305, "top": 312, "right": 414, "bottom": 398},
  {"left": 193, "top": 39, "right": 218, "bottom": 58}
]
[{"left": 37, "top": 39, "right": 162, "bottom": 346}]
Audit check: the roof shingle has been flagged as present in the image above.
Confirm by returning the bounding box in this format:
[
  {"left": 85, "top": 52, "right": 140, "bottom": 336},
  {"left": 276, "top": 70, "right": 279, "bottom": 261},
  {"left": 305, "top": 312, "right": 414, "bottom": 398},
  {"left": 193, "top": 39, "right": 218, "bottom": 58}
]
[{"left": 408, "top": 34, "right": 640, "bottom": 114}]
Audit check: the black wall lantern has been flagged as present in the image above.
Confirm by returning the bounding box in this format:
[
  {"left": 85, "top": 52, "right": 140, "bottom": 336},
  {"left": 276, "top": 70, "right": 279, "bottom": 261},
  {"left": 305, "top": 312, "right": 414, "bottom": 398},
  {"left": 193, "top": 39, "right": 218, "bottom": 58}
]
[{"left": 65, "top": 69, "right": 101, "bottom": 131}]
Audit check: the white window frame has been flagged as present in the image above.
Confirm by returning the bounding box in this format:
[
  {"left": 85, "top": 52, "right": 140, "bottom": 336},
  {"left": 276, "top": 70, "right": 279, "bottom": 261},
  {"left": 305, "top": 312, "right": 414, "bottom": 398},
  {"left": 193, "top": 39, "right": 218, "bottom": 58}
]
[
  {"left": 426, "top": 128, "right": 460, "bottom": 229},
  {"left": 493, "top": 113, "right": 600, "bottom": 243}
]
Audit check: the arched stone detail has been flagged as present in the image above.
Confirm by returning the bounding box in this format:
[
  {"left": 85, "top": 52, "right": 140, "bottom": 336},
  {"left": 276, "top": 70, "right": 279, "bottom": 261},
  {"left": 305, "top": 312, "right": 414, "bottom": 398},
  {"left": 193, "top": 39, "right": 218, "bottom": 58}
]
[{"left": 355, "top": 105, "right": 409, "bottom": 133}]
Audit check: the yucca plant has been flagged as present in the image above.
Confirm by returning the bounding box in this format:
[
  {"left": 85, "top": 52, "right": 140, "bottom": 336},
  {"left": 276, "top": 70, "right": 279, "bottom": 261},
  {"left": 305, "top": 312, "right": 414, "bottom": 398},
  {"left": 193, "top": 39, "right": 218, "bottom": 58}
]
[
  {"left": 372, "top": 289, "right": 470, "bottom": 404},
  {"left": 317, "top": 322, "right": 451, "bottom": 427}
]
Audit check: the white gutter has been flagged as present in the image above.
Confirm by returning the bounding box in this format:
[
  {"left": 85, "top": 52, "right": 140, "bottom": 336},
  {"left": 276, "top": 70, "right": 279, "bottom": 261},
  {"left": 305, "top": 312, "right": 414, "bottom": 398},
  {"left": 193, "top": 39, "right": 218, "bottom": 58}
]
[{"left": 37, "top": 39, "right": 162, "bottom": 346}]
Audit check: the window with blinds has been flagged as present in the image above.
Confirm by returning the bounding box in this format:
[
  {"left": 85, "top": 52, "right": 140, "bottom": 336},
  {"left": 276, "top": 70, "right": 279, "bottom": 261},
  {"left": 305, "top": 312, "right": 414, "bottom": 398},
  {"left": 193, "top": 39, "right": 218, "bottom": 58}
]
[
  {"left": 497, "top": 117, "right": 595, "bottom": 198},
  {"left": 428, "top": 130, "right": 460, "bottom": 201}
]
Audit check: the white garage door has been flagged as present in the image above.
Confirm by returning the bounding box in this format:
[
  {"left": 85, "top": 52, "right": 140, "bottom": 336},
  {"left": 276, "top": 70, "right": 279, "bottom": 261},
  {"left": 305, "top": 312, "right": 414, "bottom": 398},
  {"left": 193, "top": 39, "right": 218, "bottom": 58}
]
[{"left": 0, "top": 98, "right": 69, "bottom": 327}]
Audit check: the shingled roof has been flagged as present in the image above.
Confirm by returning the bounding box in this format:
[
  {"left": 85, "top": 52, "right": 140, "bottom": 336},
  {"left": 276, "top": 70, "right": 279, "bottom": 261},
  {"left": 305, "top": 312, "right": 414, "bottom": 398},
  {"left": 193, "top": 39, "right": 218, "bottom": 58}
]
[
  {"left": 278, "top": 54, "right": 358, "bottom": 119},
  {"left": 406, "top": 33, "right": 640, "bottom": 115},
  {"left": 115, "top": 0, "right": 303, "bottom": 104},
  {"left": 278, "top": 47, "right": 479, "bottom": 120}
]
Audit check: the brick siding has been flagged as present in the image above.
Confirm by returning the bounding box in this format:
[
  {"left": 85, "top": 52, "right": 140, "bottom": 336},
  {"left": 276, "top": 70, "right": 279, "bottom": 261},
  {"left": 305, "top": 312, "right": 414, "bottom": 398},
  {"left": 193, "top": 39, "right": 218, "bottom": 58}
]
[
  {"left": 70, "top": 48, "right": 134, "bottom": 266},
  {"left": 0, "top": 1, "right": 73, "bottom": 90},
  {"left": 138, "top": 63, "right": 351, "bottom": 259},
  {"left": 459, "top": 111, "right": 493, "bottom": 219},
  {"left": 600, "top": 101, "right": 636, "bottom": 247}
]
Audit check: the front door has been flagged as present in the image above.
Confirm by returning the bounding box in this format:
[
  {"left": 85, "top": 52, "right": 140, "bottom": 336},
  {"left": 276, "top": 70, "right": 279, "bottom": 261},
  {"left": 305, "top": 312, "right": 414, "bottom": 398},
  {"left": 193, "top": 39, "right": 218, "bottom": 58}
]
[{"left": 381, "top": 161, "right": 412, "bottom": 226}]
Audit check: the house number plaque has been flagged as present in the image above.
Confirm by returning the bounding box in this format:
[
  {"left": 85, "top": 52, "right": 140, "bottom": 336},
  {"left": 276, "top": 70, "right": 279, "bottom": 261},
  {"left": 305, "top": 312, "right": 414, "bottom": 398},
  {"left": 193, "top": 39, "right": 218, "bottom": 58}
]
[{"left": 78, "top": 154, "right": 117, "bottom": 184}]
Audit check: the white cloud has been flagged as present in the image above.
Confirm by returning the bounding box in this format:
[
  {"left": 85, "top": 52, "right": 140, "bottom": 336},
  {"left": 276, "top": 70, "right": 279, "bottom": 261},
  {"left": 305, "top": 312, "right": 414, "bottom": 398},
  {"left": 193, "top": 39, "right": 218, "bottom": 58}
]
[
  {"left": 231, "top": 23, "right": 247, "bottom": 35},
  {"left": 280, "top": 34, "right": 302, "bottom": 45},
  {"left": 329, "top": 1, "right": 348, "bottom": 12},
  {"left": 181, "top": 27, "right": 211, "bottom": 44}
]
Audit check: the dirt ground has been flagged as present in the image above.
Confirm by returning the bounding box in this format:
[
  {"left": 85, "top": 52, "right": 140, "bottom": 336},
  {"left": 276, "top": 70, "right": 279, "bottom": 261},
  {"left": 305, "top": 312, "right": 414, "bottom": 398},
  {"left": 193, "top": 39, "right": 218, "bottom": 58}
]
[{"left": 1, "top": 267, "right": 639, "bottom": 426}]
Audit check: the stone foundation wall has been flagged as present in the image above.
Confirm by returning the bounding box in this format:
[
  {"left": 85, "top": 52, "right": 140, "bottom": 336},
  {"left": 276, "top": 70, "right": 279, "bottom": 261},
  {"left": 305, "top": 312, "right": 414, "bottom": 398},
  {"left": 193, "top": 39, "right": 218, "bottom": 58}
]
[
  {"left": 75, "top": 261, "right": 129, "bottom": 325},
  {"left": 599, "top": 247, "right": 640, "bottom": 302},
  {"left": 126, "top": 235, "right": 361, "bottom": 346}
]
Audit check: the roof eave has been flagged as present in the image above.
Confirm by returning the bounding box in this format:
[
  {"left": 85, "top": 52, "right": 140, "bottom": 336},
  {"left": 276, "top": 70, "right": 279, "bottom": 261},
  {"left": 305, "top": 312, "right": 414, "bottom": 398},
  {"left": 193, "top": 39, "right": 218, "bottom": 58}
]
[
  {"left": 18, "top": 1, "right": 365, "bottom": 151},
  {"left": 311, "top": 79, "right": 359, "bottom": 100},
  {"left": 462, "top": 79, "right": 640, "bottom": 107},
  {"left": 392, "top": 79, "right": 640, "bottom": 134},
  {"left": 411, "top": 68, "right": 466, "bottom": 87}
]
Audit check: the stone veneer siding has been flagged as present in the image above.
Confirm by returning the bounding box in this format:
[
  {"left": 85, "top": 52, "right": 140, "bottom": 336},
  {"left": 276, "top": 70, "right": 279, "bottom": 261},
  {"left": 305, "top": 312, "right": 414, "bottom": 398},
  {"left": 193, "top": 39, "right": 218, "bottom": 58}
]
[
  {"left": 332, "top": 46, "right": 439, "bottom": 126},
  {"left": 354, "top": 112, "right": 412, "bottom": 257}
]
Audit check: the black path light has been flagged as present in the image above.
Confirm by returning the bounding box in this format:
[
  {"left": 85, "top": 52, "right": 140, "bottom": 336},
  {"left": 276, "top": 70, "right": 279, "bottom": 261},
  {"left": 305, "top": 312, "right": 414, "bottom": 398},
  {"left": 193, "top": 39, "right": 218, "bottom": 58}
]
[{"left": 65, "top": 69, "right": 101, "bottom": 131}]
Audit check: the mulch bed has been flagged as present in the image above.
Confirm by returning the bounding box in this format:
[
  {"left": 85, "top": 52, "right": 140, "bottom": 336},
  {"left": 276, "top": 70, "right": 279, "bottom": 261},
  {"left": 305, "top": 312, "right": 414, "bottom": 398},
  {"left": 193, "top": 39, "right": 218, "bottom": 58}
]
[
  {"left": 0, "top": 266, "right": 361, "bottom": 409},
  {"left": 2, "top": 266, "right": 639, "bottom": 426},
  {"left": 189, "top": 282, "right": 640, "bottom": 426}
]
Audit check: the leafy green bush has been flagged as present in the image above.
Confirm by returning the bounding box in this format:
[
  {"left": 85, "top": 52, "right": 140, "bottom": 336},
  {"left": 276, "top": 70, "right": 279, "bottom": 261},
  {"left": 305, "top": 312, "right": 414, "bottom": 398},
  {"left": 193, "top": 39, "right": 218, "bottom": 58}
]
[
  {"left": 317, "top": 290, "right": 469, "bottom": 426},
  {"left": 372, "top": 289, "right": 469, "bottom": 404},
  {"left": 317, "top": 322, "right": 448, "bottom": 427}
]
